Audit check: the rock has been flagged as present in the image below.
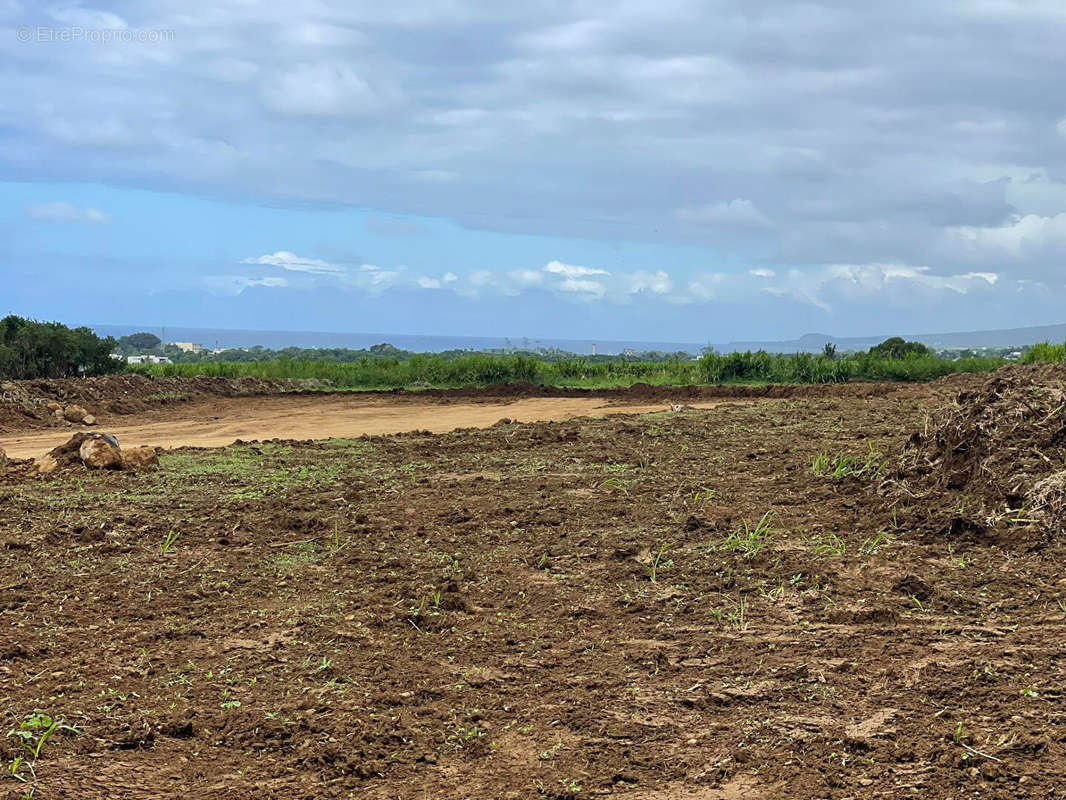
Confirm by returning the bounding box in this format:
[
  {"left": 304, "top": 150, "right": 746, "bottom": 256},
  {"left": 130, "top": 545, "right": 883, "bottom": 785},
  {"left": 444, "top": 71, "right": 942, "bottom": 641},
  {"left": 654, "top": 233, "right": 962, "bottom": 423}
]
[
  {"left": 0, "top": 445, "right": 6, "bottom": 467},
  {"left": 79, "top": 433, "right": 123, "bottom": 469},
  {"left": 82, "top": 414, "right": 97, "bottom": 426},
  {"left": 37, "top": 455, "right": 59, "bottom": 475},
  {"left": 122, "top": 446, "right": 159, "bottom": 471},
  {"left": 53, "top": 409, "right": 65, "bottom": 420},
  {"left": 63, "top": 405, "right": 90, "bottom": 423},
  {"left": 45, "top": 401, "right": 62, "bottom": 412}
]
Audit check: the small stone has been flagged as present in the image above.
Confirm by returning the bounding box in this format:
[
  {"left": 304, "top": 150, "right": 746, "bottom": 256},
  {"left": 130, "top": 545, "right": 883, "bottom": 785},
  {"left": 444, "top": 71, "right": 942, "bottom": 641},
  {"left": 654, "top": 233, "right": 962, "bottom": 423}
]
[
  {"left": 37, "top": 455, "right": 59, "bottom": 475},
  {"left": 45, "top": 401, "right": 62, "bottom": 412},
  {"left": 122, "top": 446, "right": 159, "bottom": 471},
  {"left": 63, "top": 405, "right": 90, "bottom": 423},
  {"left": 0, "top": 445, "right": 6, "bottom": 467},
  {"left": 82, "top": 414, "right": 96, "bottom": 426}
]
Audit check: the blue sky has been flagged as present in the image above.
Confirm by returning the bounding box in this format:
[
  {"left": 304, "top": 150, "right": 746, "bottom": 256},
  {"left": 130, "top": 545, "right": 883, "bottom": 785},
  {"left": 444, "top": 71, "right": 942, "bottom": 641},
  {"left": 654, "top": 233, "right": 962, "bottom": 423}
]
[{"left": 3, "top": 2, "right": 1066, "bottom": 342}]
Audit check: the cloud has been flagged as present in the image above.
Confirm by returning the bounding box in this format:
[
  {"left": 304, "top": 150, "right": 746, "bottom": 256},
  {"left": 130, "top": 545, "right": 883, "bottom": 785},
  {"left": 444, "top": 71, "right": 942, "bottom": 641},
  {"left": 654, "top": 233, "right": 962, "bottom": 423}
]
[
  {"left": 261, "top": 63, "right": 382, "bottom": 117},
  {"left": 47, "top": 5, "right": 126, "bottom": 28},
  {"left": 749, "top": 268, "right": 776, "bottom": 278},
  {"left": 26, "top": 202, "right": 112, "bottom": 224},
  {"left": 10, "top": 1, "right": 1066, "bottom": 336},
  {"left": 204, "top": 275, "right": 289, "bottom": 295},
  {"left": 241, "top": 251, "right": 345, "bottom": 275},
  {"left": 950, "top": 213, "right": 1066, "bottom": 260},
  {"left": 676, "top": 199, "right": 771, "bottom": 229},
  {"left": 543, "top": 260, "right": 609, "bottom": 279}
]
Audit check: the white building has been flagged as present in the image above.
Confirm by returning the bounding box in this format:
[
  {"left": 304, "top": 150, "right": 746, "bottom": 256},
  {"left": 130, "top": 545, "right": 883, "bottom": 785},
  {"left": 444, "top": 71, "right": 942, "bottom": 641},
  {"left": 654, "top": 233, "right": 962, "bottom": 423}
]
[
  {"left": 170, "top": 342, "right": 204, "bottom": 353},
  {"left": 127, "top": 355, "right": 172, "bottom": 365}
]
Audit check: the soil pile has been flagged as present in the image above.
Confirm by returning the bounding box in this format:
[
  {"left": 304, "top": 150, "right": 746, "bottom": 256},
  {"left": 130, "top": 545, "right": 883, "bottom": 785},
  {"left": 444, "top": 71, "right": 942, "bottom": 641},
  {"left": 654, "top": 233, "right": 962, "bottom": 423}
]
[
  {"left": 888, "top": 364, "right": 1066, "bottom": 534},
  {"left": 0, "top": 374, "right": 329, "bottom": 433}
]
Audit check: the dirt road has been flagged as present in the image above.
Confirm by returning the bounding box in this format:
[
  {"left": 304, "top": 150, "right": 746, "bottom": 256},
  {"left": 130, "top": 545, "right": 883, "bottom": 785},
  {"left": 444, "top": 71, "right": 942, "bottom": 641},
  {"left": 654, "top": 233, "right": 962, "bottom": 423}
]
[{"left": 0, "top": 394, "right": 735, "bottom": 459}]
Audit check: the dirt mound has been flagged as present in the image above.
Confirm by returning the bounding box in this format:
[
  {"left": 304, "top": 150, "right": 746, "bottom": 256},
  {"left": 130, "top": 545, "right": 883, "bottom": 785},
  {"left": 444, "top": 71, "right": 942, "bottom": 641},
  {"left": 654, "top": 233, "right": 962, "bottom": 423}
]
[
  {"left": 0, "top": 374, "right": 327, "bottom": 434},
  {"left": 887, "top": 364, "right": 1066, "bottom": 535}
]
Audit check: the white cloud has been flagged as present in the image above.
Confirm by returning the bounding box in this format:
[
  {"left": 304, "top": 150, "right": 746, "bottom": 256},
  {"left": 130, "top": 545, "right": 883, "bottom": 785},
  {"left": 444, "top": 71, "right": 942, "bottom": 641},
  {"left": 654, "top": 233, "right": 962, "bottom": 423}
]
[
  {"left": 625, "top": 269, "right": 672, "bottom": 294},
  {"left": 676, "top": 199, "right": 771, "bottom": 228},
  {"left": 242, "top": 251, "right": 344, "bottom": 274},
  {"left": 204, "top": 275, "right": 288, "bottom": 295},
  {"left": 261, "top": 63, "right": 381, "bottom": 117},
  {"left": 950, "top": 213, "right": 1066, "bottom": 257},
  {"left": 749, "top": 268, "right": 776, "bottom": 278},
  {"left": 558, "top": 278, "right": 606, "bottom": 296},
  {"left": 543, "top": 260, "right": 609, "bottom": 278},
  {"left": 27, "top": 202, "right": 111, "bottom": 224},
  {"left": 47, "top": 5, "right": 126, "bottom": 28}
]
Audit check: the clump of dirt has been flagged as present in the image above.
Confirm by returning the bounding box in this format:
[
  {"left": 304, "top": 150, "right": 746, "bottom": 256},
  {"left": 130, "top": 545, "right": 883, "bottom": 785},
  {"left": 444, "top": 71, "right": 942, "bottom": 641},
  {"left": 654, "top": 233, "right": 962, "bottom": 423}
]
[{"left": 887, "top": 364, "right": 1066, "bottom": 534}]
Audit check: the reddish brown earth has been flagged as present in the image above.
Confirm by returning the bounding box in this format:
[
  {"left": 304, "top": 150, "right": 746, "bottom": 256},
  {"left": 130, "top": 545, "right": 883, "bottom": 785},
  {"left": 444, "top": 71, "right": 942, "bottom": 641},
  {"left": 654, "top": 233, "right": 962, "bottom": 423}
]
[
  {"left": 3, "top": 373, "right": 1064, "bottom": 799},
  {"left": 0, "top": 396, "right": 744, "bottom": 461}
]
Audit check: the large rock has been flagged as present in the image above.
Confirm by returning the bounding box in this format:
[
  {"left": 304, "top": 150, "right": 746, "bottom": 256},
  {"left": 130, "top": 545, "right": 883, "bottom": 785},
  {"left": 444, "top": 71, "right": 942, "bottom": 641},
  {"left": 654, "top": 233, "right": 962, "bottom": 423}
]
[
  {"left": 63, "top": 405, "right": 90, "bottom": 423},
  {"left": 79, "top": 433, "right": 123, "bottom": 469},
  {"left": 122, "top": 446, "right": 159, "bottom": 471}
]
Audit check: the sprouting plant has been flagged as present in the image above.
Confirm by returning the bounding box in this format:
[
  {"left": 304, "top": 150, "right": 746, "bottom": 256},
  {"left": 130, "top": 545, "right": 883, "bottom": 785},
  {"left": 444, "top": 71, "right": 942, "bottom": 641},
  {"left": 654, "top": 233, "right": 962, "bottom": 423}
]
[
  {"left": 726, "top": 596, "right": 748, "bottom": 630},
  {"left": 805, "top": 531, "right": 846, "bottom": 559},
  {"left": 160, "top": 528, "right": 181, "bottom": 555},
  {"left": 859, "top": 530, "right": 891, "bottom": 556},
  {"left": 690, "top": 487, "right": 716, "bottom": 503},
  {"left": 644, "top": 543, "right": 673, "bottom": 583},
  {"left": 953, "top": 721, "right": 966, "bottom": 744},
  {"left": 600, "top": 476, "right": 629, "bottom": 494},
  {"left": 7, "top": 712, "right": 78, "bottom": 782},
  {"left": 812, "top": 443, "right": 882, "bottom": 479},
  {"left": 327, "top": 520, "right": 348, "bottom": 556},
  {"left": 716, "top": 511, "right": 775, "bottom": 558}
]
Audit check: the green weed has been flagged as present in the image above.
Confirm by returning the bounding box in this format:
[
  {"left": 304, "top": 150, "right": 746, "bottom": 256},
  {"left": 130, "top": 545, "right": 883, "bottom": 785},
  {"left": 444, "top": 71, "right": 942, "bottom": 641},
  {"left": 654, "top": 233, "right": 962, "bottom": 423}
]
[{"left": 716, "top": 511, "right": 775, "bottom": 559}]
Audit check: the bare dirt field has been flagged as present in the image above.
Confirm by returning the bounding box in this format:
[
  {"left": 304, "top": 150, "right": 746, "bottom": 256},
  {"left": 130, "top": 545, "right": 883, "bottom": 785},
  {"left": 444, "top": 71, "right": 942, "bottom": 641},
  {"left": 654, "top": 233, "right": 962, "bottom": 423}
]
[
  {"left": 3, "top": 370, "right": 1065, "bottom": 798},
  {"left": 0, "top": 395, "right": 740, "bottom": 461}
]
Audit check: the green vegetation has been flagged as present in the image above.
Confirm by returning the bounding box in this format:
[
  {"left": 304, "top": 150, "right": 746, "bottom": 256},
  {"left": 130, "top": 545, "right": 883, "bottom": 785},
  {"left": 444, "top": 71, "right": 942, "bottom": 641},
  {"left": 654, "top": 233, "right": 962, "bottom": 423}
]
[
  {"left": 0, "top": 315, "right": 119, "bottom": 379},
  {"left": 130, "top": 337, "right": 1004, "bottom": 389},
  {"left": 715, "top": 510, "right": 775, "bottom": 559},
  {"left": 868, "top": 336, "right": 931, "bottom": 359},
  {"left": 7, "top": 711, "right": 78, "bottom": 783},
  {"left": 1021, "top": 341, "right": 1066, "bottom": 363},
  {"left": 811, "top": 443, "right": 883, "bottom": 479}
]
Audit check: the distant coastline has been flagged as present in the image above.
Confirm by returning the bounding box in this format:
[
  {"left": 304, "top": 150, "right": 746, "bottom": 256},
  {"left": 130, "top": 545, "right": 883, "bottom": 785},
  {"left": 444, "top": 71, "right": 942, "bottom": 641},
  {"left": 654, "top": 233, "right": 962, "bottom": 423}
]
[{"left": 88, "top": 324, "right": 707, "bottom": 357}]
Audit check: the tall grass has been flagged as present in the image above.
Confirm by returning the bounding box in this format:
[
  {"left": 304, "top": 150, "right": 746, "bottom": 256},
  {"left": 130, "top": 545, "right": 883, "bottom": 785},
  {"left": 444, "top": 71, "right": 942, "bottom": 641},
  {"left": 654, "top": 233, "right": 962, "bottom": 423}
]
[
  {"left": 131, "top": 350, "right": 1005, "bottom": 389},
  {"left": 1021, "top": 342, "right": 1066, "bottom": 364}
]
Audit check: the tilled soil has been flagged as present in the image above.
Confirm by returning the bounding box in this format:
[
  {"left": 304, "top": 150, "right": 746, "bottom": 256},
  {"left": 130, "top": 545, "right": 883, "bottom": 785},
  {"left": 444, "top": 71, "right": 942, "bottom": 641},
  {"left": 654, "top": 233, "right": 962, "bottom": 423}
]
[{"left": 1, "top": 381, "right": 1062, "bottom": 798}]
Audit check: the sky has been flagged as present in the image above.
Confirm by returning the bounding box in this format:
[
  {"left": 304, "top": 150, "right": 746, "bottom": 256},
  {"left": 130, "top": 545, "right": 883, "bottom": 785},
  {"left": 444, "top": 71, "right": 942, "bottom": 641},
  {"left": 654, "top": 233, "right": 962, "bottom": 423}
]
[{"left": 2, "top": 1, "right": 1066, "bottom": 343}]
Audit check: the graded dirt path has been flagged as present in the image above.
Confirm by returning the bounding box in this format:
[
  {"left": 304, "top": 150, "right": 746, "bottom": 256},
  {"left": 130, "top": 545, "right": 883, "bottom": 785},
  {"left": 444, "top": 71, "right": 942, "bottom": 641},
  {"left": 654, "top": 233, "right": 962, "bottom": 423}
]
[{"left": 0, "top": 394, "right": 735, "bottom": 459}]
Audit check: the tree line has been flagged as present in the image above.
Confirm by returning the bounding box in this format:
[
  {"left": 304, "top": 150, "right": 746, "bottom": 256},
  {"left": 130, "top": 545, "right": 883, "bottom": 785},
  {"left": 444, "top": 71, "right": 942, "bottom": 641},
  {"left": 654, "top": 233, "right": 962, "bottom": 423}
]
[{"left": 0, "top": 315, "right": 119, "bottom": 379}]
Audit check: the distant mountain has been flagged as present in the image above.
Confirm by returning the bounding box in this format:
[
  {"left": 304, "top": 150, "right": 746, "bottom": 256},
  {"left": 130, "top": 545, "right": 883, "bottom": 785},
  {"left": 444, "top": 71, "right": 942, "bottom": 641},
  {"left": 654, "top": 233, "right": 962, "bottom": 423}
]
[{"left": 722, "top": 323, "right": 1066, "bottom": 353}]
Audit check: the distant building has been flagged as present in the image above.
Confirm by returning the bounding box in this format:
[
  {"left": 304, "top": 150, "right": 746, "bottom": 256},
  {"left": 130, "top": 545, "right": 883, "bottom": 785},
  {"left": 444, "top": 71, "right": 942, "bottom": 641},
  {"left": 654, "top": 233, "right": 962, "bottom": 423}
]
[
  {"left": 127, "top": 355, "right": 172, "bottom": 364},
  {"left": 171, "top": 342, "right": 204, "bottom": 353}
]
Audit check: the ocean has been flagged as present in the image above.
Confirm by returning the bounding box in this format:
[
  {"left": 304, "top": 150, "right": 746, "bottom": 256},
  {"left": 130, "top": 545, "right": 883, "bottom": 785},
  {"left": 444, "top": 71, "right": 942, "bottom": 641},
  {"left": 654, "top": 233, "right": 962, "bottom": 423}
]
[{"left": 90, "top": 324, "right": 706, "bottom": 356}]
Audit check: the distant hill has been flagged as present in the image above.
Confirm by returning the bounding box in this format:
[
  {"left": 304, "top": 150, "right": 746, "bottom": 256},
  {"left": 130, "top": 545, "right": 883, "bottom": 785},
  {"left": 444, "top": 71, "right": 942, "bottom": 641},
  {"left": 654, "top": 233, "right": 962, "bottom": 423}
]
[{"left": 722, "top": 323, "right": 1066, "bottom": 354}]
